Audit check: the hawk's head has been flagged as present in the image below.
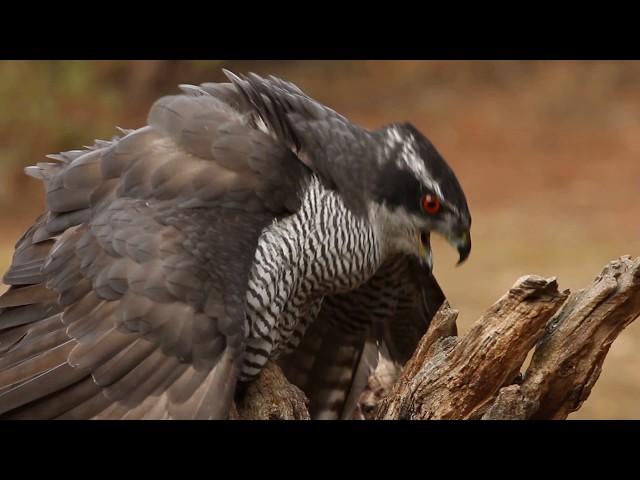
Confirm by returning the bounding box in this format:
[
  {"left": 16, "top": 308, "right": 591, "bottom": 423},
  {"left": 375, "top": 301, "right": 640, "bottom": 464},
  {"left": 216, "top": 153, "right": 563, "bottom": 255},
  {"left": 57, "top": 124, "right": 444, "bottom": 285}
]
[
  {"left": 371, "top": 123, "right": 471, "bottom": 269},
  {"left": 222, "top": 70, "right": 471, "bottom": 269}
]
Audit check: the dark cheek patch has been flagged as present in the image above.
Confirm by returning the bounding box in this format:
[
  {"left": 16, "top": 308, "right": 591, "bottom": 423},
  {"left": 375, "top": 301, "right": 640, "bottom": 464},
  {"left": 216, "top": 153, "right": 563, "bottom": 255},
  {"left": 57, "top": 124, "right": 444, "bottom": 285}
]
[{"left": 375, "top": 162, "right": 424, "bottom": 214}]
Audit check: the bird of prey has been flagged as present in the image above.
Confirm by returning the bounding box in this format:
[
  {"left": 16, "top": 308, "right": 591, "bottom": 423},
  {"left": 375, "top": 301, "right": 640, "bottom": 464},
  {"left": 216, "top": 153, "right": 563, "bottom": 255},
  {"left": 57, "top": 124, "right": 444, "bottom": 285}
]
[{"left": 0, "top": 70, "right": 471, "bottom": 420}]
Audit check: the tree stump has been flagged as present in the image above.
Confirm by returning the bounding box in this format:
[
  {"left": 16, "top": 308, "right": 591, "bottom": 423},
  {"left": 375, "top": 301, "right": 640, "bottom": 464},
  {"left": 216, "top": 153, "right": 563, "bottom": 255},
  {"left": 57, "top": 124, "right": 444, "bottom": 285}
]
[{"left": 234, "top": 256, "right": 640, "bottom": 420}]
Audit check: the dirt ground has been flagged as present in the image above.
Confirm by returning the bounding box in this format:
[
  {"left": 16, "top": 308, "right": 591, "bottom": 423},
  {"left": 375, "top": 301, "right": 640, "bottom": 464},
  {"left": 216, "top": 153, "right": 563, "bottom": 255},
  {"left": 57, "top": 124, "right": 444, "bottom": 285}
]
[{"left": 0, "top": 61, "right": 638, "bottom": 419}]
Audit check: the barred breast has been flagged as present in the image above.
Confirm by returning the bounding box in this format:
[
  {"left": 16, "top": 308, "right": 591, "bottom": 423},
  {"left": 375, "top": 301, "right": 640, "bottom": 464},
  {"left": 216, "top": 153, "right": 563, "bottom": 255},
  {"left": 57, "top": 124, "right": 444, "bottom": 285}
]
[{"left": 240, "top": 177, "right": 383, "bottom": 381}]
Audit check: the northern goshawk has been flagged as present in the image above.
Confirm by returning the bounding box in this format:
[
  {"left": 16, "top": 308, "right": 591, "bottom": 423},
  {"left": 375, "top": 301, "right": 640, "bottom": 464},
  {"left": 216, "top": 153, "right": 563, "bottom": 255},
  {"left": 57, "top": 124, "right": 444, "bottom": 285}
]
[{"left": 0, "top": 70, "right": 471, "bottom": 419}]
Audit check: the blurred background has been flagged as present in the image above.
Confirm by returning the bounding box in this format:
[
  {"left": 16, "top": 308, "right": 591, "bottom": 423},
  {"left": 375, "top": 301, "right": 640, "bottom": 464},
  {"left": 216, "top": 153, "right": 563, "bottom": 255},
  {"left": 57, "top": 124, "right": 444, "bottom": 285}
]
[{"left": 0, "top": 60, "right": 638, "bottom": 418}]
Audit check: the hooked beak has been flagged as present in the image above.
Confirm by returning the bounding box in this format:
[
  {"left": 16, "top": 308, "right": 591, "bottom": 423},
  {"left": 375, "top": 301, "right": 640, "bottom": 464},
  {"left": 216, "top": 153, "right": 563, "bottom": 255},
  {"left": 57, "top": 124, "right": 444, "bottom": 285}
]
[{"left": 448, "top": 229, "right": 471, "bottom": 265}]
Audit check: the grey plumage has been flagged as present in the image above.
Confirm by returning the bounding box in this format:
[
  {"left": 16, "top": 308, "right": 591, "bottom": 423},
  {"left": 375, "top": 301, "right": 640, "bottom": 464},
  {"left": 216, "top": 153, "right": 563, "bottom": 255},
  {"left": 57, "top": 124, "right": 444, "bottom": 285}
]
[
  {"left": 277, "top": 255, "right": 445, "bottom": 419},
  {"left": 0, "top": 71, "right": 470, "bottom": 419}
]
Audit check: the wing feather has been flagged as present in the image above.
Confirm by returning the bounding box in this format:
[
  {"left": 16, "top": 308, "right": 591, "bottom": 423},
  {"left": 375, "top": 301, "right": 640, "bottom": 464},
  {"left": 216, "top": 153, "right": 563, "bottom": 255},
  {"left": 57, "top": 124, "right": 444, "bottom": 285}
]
[{"left": 0, "top": 82, "right": 309, "bottom": 419}]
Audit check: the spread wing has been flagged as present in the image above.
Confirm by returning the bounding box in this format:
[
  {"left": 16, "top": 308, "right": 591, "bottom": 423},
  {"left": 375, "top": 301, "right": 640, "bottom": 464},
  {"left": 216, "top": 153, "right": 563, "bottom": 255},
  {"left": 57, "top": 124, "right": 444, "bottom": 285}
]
[
  {"left": 278, "top": 255, "right": 446, "bottom": 419},
  {"left": 223, "top": 71, "right": 384, "bottom": 217},
  {"left": 0, "top": 87, "right": 309, "bottom": 419}
]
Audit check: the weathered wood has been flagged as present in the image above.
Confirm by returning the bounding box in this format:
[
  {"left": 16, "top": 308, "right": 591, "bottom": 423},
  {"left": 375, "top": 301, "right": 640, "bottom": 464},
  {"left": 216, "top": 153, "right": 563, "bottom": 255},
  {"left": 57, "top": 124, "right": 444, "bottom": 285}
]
[
  {"left": 483, "top": 256, "right": 640, "bottom": 419},
  {"left": 233, "top": 362, "right": 310, "bottom": 420},
  {"left": 375, "top": 275, "right": 569, "bottom": 419}
]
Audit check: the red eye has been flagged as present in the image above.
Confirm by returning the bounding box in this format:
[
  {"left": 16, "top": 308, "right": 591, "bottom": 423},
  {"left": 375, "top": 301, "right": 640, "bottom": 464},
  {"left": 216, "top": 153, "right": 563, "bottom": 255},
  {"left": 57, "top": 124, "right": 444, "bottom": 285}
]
[{"left": 421, "top": 194, "right": 441, "bottom": 214}]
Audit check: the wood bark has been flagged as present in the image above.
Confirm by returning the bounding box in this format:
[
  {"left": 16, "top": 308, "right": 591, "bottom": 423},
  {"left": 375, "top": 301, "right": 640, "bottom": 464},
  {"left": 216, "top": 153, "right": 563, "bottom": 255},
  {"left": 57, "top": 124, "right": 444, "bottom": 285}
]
[
  {"left": 233, "top": 256, "right": 640, "bottom": 420},
  {"left": 232, "top": 362, "right": 310, "bottom": 420}
]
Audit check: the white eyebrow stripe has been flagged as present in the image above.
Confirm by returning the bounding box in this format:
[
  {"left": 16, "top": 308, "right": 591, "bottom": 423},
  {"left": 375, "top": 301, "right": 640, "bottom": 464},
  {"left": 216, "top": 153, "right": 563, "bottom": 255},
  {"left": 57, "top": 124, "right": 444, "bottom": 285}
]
[
  {"left": 387, "top": 127, "right": 444, "bottom": 196},
  {"left": 384, "top": 127, "right": 463, "bottom": 217}
]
